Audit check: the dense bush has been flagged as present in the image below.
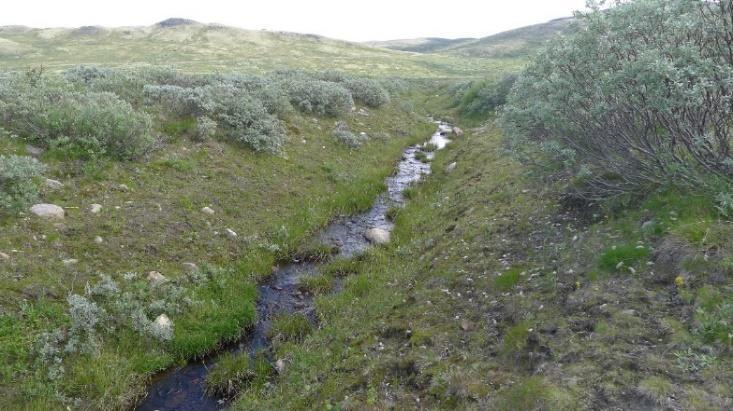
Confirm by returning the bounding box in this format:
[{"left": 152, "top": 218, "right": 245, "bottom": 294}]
[
  {"left": 0, "top": 74, "right": 155, "bottom": 159},
  {"left": 195, "top": 116, "right": 217, "bottom": 142},
  {"left": 501, "top": 0, "right": 733, "bottom": 200},
  {"left": 284, "top": 78, "right": 354, "bottom": 117},
  {"left": 458, "top": 73, "right": 517, "bottom": 117},
  {"left": 0, "top": 155, "right": 45, "bottom": 211}
]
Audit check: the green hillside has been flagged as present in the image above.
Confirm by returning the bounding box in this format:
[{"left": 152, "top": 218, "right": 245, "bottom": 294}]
[{"left": 0, "top": 19, "right": 518, "bottom": 77}]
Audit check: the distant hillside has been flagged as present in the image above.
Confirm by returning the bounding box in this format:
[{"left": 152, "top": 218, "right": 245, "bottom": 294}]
[
  {"left": 364, "top": 37, "right": 475, "bottom": 53},
  {"left": 0, "top": 18, "right": 516, "bottom": 77},
  {"left": 367, "top": 17, "right": 574, "bottom": 58}
]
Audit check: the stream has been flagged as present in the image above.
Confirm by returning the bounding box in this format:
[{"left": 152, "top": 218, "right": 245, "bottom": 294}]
[{"left": 136, "top": 122, "right": 453, "bottom": 411}]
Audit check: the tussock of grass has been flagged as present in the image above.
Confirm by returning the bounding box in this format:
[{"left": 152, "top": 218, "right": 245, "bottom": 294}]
[
  {"left": 204, "top": 352, "right": 273, "bottom": 396},
  {"left": 598, "top": 244, "right": 649, "bottom": 271},
  {"left": 269, "top": 313, "right": 312, "bottom": 346}
]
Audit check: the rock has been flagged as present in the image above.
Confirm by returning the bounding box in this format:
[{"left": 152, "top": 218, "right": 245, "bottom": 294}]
[
  {"left": 275, "top": 358, "right": 286, "bottom": 374},
  {"left": 147, "top": 271, "right": 167, "bottom": 286},
  {"left": 30, "top": 204, "right": 65, "bottom": 219},
  {"left": 641, "top": 220, "right": 654, "bottom": 231},
  {"left": 26, "top": 145, "right": 43, "bottom": 157},
  {"left": 460, "top": 319, "right": 473, "bottom": 331},
  {"left": 44, "top": 178, "right": 63, "bottom": 190},
  {"left": 201, "top": 206, "right": 215, "bottom": 215},
  {"left": 182, "top": 262, "right": 199, "bottom": 273},
  {"left": 225, "top": 228, "right": 238, "bottom": 239},
  {"left": 89, "top": 204, "right": 102, "bottom": 214},
  {"left": 152, "top": 314, "right": 173, "bottom": 340},
  {"left": 445, "top": 162, "right": 457, "bottom": 173},
  {"left": 117, "top": 183, "right": 130, "bottom": 192},
  {"left": 62, "top": 259, "right": 79, "bottom": 266},
  {"left": 94, "top": 236, "right": 104, "bottom": 244},
  {"left": 0, "top": 252, "right": 9, "bottom": 261},
  {"left": 452, "top": 127, "right": 464, "bottom": 137},
  {"left": 365, "top": 227, "right": 390, "bottom": 245}
]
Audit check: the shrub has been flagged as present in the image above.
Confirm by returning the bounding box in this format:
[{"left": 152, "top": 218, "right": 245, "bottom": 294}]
[
  {"left": 501, "top": 0, "right": 733, "bottom": 200},
  {"left": 332, "top": 121, "right": 366, "bottom": 148},
  {"left": 0, "top": 155, "right": 45, "bottom": 211},
  {"left": 194, "top": 116, "right": 217, "bottom": 142},
  {"left": 459, "top": 73, "right": 517, "bottom": 118},
  {"left": 341, "top": 78, "right": 390, "bottom": 108},
  {"left": 284, "top": 79, "right": 353, "bottom": 117}
]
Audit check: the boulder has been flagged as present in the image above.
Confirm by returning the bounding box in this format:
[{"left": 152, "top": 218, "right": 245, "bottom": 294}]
[
  {"left": 30, "top": 204, "right": 65, "bottom": 219},
  {"left": 44, "top": 178, "right": 63, "bottom": 190},
  {"left": 182, "top": 262, "right": 199, "bottom": 273},
  {"left": 445, "top": 162, "right": 457, "bottom": 173},
  {"left": 365, "top": 227, "right": 391, "bottom": 245},
  {"left": 93, "top": 236, "right": 104, "bottom": 244},
  {"left": 0, "top": 252, "right": 9, "bottom": 260},
  {"left": 89, "top": 204, "right": 103, "bottom": 214},
  {"left": 147, "top": 271, "right": 167, "bottom": 286},
  {"left": 201, "top": 206, "right": 215, "bottom": 215},
  {"left": 452, "top": 127, "right": 464, "bottom": 137},
  {"left": 225, "top": 228, "right": 238, "bottom": 239}
]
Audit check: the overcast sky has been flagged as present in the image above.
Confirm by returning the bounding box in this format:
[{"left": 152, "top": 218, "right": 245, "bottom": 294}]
[{"left": 2, "top": 0, "right": 590, "bottom": 42}]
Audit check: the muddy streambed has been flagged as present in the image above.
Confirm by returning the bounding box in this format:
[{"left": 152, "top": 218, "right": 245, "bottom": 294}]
[{"left": 136, "top": 122, "right": 453, "bottom": 411}]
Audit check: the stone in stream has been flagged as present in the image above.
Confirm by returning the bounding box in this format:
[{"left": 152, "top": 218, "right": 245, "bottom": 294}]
[
  {"left": 365, "top": 228, "right": 391, "bottom": 245},
  {"left": 30, "top": 204, "right": 65, "bottom": 219}
]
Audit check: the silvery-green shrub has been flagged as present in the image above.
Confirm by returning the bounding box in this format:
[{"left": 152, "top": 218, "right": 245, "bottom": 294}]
[
  {"left": 501, "top": 0, "right": 733, "bottom": 200},
  {"left": 332, "top": 121, "right": 366, "bottom": 148},
  {"left": 0, "top": 155, "right": 45, "bottom": 211},
  {"left": 195, "top": 116, "right": 217, "bottom": 141}
]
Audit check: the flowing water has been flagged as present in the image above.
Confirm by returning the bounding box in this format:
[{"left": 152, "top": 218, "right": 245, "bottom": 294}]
[{"left": 136, "top": 122, "right": 453, "bottom": 411}]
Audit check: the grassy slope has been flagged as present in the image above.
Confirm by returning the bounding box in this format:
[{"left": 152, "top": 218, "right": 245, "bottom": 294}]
[
  {"left": 232, "top": 116, "right": 733, "bottom": 409},
  {"left": 0, "top": 97, "right": 436, "bottom": 409},
  {"left": 0, "top": 23, "right": 517, "bottom": 78},
  {"left": 364, "top": 38, "right": 476, "bottom": 54}
]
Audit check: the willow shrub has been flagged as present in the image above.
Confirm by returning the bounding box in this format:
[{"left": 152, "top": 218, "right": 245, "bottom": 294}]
[{"left": 501, "top": 0, "right": 733, "bottom": 201}]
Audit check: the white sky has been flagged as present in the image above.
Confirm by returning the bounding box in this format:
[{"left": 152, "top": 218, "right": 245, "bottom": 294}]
[{"left": 1, "top": 0, "right": 590, "bottom": 42}]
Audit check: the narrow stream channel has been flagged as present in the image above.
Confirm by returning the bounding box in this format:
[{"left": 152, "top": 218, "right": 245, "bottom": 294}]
[{"left": 136, "top": 122, "right": 453, "bottom": 411}]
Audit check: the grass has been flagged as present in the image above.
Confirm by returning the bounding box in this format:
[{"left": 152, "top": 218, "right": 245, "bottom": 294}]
[
  {"left": 268, "top": 313, "right": 313, "bottom": 346},
  {"left": 229, "top": 121, "right": 733, "bottom": 410},
  {"left": 0, "top": 93, "right": 436, "bottom": 408},
  {"left": 204, "top": 352, "right": 272, "bottom": 396},
  {"left": 0, "top": 23, "right": 523, "bottom": 78},
  {"left": 598, "top": 244, "right": 650, "bottom": 271}
]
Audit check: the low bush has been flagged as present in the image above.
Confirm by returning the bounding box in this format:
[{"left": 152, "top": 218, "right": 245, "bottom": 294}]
[
  {"left": 194, "top": 116, "right": 217, "bottom": 142},
  {"left": 0, "top": 155, "right": 45, "bottom": 211},
  {"left": 285, "top": 79, "right": 353, "bottom": 117},
  {"left": 332, "top": 121, "right": 366, "bottom": 148},
  {"left": 458, "top": 73, "right": 517, "bottom": 118}
]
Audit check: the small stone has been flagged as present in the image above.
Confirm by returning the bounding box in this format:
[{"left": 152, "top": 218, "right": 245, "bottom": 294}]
[
  {"left": 89, "top": 204, "right": 103, "bottom": 214},
  {"left": 147, "top": 271, "right": 167, "bottom": 286},
  {"left": 445, "top": 162, "right": 457, "bottom": 173},
  {"left": 452, "top": 127, "right": 464, "bottom": 137},
  {"left": 460, "top": 319, "right": 473, "bottom": 331},
  {"left": 44, "top": 178, "right": 63, "bottom": 190},
  {"left": 182, "top": 262, "right": 199, "bottom": 273},
  {"left": 152, "top": 314, "right": 173, "bottom": 341},
  {"left": 365, "top": 227, "right": 390, "bottom": 245},
  {"left": 30, "top": 204, "right": 65, "bottom": 219},
  {"left": 94, "top": 236, "right": 104, "bottom": 244},
  {"left": 117, "top": 184, "right": 130, "bottom": 192},
  {"left": 201, "top": 206, "right": 215, "bottom": 215},
  {"left": 0, "top": 252, "right": 9, "bottom": 260},
  {"left": 275, "top": 358, "right": 286, "bottom": 374},
  {"left": 62, "top": 259, "right": 79, "bottom": 266},
  {"left": 225, "top": 228, "right": 238, "bottom": 239},
  {"left": 26, "top": 145, "right": 43, "bottom": 157}
]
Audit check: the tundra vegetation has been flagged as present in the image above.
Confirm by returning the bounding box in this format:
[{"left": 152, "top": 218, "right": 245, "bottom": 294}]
[{"left": 1, "top": 0, "right": 733, "bottom": 409}]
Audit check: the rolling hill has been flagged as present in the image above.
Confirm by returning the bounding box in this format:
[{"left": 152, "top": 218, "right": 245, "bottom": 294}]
[
  {"left": 0, "top": 18, "right": 519, "bottom": 77},
  {"left": 367, "top": 17, "right": 574, "bottom": 58}
]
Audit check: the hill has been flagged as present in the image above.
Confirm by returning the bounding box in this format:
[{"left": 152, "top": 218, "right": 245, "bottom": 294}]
[
  {"left": 0, "top": 19, "right": 518, "bottom": 77},
  {"left": 368, "top": 17, "right": 574, "bottom": 58}
]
